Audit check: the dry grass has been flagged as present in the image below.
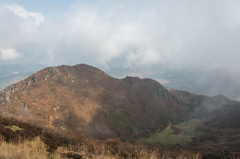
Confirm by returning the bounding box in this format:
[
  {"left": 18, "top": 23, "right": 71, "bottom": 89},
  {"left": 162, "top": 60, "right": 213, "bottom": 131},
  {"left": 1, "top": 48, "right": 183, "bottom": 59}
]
[
  {"left": 78, "top": 138, "right": 159, "bottom": 159},
  {"left": 0, "top": 136, "right": 205, "bottom": 159},
  {"left": 0, "top": 137, "right": 56, "bottom": 159},
  {"left": 0, "top": 136, "right": 158, "bottom": 159},
  {"left": 0, "top": 117, "right": 203, "bottom": 159}
]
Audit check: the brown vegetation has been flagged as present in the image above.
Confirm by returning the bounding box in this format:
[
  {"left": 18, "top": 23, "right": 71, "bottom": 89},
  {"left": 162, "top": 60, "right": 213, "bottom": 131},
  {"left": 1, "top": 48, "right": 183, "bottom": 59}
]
[
  {"left": 0, "top": 64, "right": 193, "bottom": 140},
  {"left": 0, "top": 116, "right": 203, "bottom": 159}
]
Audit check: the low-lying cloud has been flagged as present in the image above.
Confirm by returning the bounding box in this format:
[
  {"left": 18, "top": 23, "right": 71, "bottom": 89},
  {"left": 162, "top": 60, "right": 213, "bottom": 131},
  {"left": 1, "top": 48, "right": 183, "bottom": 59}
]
[{"left": 0, "top": 48, "right": 21, "bottom": 61}]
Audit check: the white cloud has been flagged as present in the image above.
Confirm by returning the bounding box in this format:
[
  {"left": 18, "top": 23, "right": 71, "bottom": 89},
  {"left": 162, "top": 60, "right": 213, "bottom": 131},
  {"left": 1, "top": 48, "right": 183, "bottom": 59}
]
[
  {"left": 35, "top": 0, "right": 240, "bottom": 74},
  {"left": 1, "top": 1, "right": 240, "bottom": 75},
  {"left": 0, "top": 48, "right": 21, "bottom": 61},
  {"left": 0, "top": 4, "right": 45, "bottom": 62},
  {"left": 7, "top": 3, "right": 44, "bottom": 26}
]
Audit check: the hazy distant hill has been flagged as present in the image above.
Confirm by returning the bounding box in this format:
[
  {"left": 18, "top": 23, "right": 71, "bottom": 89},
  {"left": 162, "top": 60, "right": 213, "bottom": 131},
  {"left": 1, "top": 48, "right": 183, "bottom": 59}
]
[{"left": 164, "top": 69, "right": 240, "bottom": 101}]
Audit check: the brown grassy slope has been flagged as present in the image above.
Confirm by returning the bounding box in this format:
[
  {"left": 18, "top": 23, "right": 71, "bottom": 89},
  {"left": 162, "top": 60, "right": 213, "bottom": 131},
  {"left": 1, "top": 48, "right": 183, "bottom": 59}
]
[
  {"left": 0, "top": 116, "right": 160, "bottom": 159},
  {"left": 0, "top": 137, "right": 204, "bottom": 159},
  {"left": 0, "top": 64, "right": 192, "bottom": 139},
  {"left": 1, "top": 116, "right": 239, "bottom": 159},
  {"left": 0, "top": 116, "right": 202, "bottom": 159}
]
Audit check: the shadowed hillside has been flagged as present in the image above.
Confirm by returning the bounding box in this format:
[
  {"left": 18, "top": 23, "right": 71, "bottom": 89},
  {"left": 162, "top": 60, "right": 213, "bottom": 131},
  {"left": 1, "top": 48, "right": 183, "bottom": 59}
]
[
  {"left": 168, "top": 89, "right": 240, "bottom": 128},
  {"left": 168, "top": 89, "right": 240, "bottom": 156}
]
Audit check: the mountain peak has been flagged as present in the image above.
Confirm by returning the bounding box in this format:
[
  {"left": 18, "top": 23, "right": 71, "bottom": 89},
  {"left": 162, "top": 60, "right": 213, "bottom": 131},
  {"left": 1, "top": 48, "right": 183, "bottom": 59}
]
[{"left": 0, "top": 64, "right": 190, "bottom": 139}]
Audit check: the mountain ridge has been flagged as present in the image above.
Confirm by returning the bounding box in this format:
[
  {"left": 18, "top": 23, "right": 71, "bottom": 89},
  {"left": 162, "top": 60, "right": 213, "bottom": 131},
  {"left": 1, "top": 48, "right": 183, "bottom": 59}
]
[
  {"left": 1, "top": 64, "right": 240, "bottom": 156},
  {"left": 0, "top": 64, "right": 192, "bottom": 139}
]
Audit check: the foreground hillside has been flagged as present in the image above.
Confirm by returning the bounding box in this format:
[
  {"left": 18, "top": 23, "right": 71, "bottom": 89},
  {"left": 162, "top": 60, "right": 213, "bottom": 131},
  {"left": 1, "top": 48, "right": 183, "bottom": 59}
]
[
  {"left": 0, "top": 116, "right": 158, "bottom": 159},
  {"left": 0, "top": 116, "right": 203, "bottom": 159},
  {"left": 1, "top": 116, "right": 240, "bottom": 158}
]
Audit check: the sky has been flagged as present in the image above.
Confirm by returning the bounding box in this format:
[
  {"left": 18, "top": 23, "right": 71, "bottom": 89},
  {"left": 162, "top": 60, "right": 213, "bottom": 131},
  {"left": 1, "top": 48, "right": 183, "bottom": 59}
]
[{"left": 0, "top": 0, "right": 240, "bottom": 97}]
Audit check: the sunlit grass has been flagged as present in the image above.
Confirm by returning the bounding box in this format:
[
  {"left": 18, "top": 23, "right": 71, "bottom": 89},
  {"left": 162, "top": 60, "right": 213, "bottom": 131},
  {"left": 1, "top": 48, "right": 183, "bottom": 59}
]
[
  {"left": 4, "top": 125, "right": 23, "bottom": 131},
  {"left": 0, "top": 137, "right": 159, "bottom": 159},
  {"left": 0, "top": 137, "right": 57, "bottom": 159},
  {"left": 177, "top": 119, "right": 199, "bottom": 128}
]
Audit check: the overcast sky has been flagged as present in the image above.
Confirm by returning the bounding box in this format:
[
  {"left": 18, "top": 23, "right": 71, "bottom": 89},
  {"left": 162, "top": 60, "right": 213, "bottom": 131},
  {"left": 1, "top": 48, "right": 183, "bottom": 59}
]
[{"left": 0, "top": 0, "right": 240, "bottom": 78}]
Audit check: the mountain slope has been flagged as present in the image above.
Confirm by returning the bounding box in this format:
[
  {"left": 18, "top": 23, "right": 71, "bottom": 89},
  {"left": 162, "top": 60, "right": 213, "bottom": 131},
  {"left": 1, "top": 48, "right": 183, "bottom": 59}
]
[{"left": 0, "top": 64, "right": 192, "bottom": 139}]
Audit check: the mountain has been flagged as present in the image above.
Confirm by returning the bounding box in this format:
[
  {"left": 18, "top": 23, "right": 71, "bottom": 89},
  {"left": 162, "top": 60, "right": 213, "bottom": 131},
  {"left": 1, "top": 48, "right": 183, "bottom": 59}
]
[
  {"left": 1, "top": 63, "right": 240, "bottom": 157},
  {"left": 0, "top": 64, "right": 193, "bottom": 139}
]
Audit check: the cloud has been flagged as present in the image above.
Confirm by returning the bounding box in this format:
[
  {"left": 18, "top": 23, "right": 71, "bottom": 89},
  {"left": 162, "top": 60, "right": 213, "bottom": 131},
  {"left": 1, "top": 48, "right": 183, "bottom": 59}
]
[
  {"left": 7, "top": 3, "right": 44, "bottom": 26},
  {"left": 37, "top": 0, "right": 240, "bottom": 73},
  {"left": 1, "top": 1, "right": 240, "bottom": 75},
  {"left": 0, "top": 3, "right": 45, "bottom": 62},
  {"left": 0, "top": 48, "right": 21, "bottom": 61}
]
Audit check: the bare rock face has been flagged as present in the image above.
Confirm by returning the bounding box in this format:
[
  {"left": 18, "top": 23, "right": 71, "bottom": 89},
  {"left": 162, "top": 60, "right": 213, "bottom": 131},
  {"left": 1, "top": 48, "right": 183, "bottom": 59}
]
[{"left": 32, "top": 75, "right": 38, "bottom": 83}]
